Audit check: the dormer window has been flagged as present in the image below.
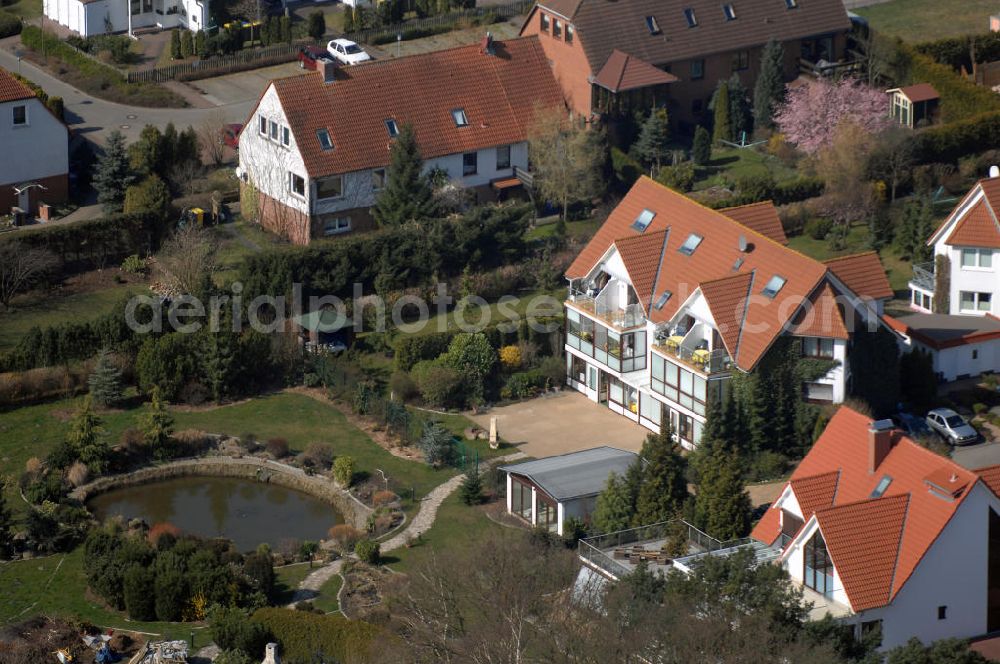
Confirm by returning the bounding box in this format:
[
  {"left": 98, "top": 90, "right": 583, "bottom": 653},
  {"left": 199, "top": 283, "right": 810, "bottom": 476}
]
[
  {"left": 316, "top": 129, "right": 333, "bottom": 151},
  {"left": 683, "top": 8, "right": 697, "bottom": 27},
  {"left": 678, "top": 233, "right": 703, "bottom": 255},
  {"left": 452, "top": 108, "right": 469, "bottom": 127},
  {"left": 762, "top": 275, "right": 787, "bottom": 298},
  {"left": 654, "top": 291, "right": 672, "bottom": 309},
  {"left": 723, "top": 3, "right": 736, "bottom": 20},
  {"left": 385, "top": 119, "right": 399, "bottom": 138},
  {"left": 645, "top": 15, "right": 661, "bottom": 34},
  {"left": 632, "top": 208, "right": 655, "bottom": 232}
]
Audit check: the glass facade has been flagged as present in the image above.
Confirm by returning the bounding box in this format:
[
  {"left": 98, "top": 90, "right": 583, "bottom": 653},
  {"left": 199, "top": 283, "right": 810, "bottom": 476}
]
[
  {"left": 566, "top": 308, "right": 645, "bottom": 373},
  {"left": 804, "top": 531, "right": 834, "bottom": 597},
  {"left": 650, "top": 353, "right": 709, "bottom": 416},
  {"left": 511, "top": 478, "right": 532, "bottom": 520}
]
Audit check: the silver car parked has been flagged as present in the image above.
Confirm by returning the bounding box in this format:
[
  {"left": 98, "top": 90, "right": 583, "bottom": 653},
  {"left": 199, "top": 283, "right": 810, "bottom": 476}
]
[{"left": 925, "top": 408, "right": 980, "bottom": 445}]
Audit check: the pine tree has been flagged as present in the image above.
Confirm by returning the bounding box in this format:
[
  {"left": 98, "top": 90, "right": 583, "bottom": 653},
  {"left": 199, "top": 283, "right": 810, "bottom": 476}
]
[
  {"left": 142, "top": 387, "right": 175, "bottom": 460},
  {"left": 94, "top": 130, "right": 134, "bottom": 214},
  {"left": 195, "top": 30, "right": 207, "bottom": 58},
  {"left": 179, "top": 30, "right": 193, "bottom": 58},
  {"left": 745, "top": 373, "right": 771, "bottom": 456},
  {"left": 373, "top": 123, "right": 438, "bottom": 226},
  {"left": 711, "top": 80, "right": 731, "bottom": 144},
  {"left": 202, "top": 311, "right": 237, "bottom": 403},
  {"left": 727, "top": 73, "right": 753, "bottom": 141},
  {"left": 693, "top": 446, "right": 752, "bottom": 541},
  {"left": 68, "top": 395, "right": 111, "bottom": 473},
  {"left": 634, "top": 421, "right": 688, "bottom": 526},
  {"left": 592, "top": 471, "right": 634, "bottom": 534},
  {"left": 633, "top": 107, "right": 670, "bottom": 173},
  {"left": 307, "top": 10, "right": 326, "bottom": 41},
  {"left": 171, "top": 29, "right": 181, "bottom": 59},
  {"left": 753, "top": 39, "right": 786, "bottom": 131},
  {"left": 88, "top": 348, "right": 123, "bottom": 408},
  {"left": 692, "top": 125, "right": 712, "bottom": 165},
  {"left": 458, "top": 467, "right": 483, "bottom": 505}
]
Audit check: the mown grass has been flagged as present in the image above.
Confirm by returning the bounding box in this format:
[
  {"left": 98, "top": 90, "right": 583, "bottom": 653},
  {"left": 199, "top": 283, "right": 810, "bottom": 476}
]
[
  {"left": 525, "top": 217, "right": 603, "bottom": 242},
  {"left": 274, "top": 561, "right": 315, "bottom": 605},
  {"left": 311, "top": 573, "right": 343, "bottom": 613},
  {"left": 397, "top": 287, "right": 564, "bottom": 337},
  {"left": 692, "top": 147, "right": 798, "bottom": 192},
  {"left": 855, "top": 0, "right": 998, "bottom": 43}
]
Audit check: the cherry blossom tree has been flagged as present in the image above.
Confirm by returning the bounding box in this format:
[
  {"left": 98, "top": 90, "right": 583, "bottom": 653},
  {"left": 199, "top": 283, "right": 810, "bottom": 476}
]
[{"left": 775, "top": 77, "right": 892, "bottom": 154}]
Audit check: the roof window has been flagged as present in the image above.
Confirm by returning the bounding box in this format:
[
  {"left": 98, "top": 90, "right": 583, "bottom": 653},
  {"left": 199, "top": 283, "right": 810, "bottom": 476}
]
[
  {"left": 723, "top": 3, "right": 736, "bottom": 20},
  {"left": 733, "top": 256, "right": 744, "bottom": 271},
  {"left": 678, "top": 233, "right": 703, "bottom": 255},
  {"left": 761, "top": 274, "right": 787, "bottom": 298},
  {"left": 683, "top": 8, "right": 697, "bottom": 27},
  {"left": 452, "top": 108, "right": 469, "bottom": 127},
  {"left": 385, "top": 119, "right": 399, "bottom": 138},
  {"left": 785, "top": 0, "right": 797, "bottom": 7},
  {"left": 632, "top": 208, "right": 655, "bottom": 232},
  {"left": 654, "top": 291, "right": 672, "bottom": 310},
  {"left": 871, "top": 475, "right": 892, "bottom": 498},
  {"left": 645, "top": 15, "right": 661, "bottom": 34},
  {"left": 316, "top": 129, "right": 333, "bottom": 151}
]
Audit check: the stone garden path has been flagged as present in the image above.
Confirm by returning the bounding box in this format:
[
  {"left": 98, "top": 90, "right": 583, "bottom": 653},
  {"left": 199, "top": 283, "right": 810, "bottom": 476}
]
[{"left": 288, "top": 452, "right": 526, "bottom": 607}]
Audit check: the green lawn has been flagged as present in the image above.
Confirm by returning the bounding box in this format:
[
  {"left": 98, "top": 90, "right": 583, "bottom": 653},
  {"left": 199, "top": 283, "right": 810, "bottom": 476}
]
[
  {"left": 526, "top": 217, "right": 603, "bottom": 242},
  {"left": 311, "top": 573, "right": 342, "bottom": 613},
  {"left": 855, "top": 0, "right": 998, "bottom": 43},
  {"left": 274, "top": 561, "right": 314, "bottom": 605},
  {"left": 786, "top": 225, "right": 914, "bottom": 295},
  {"left": 3, "top": 0, "right": 40, "bottom": 19},
  {"left": 693, "top": 147, "right": 798, "bottom": 192},
  {"left": 0, "top": 283, "right": 144, "bottom": 352},
  {"left": 397, "top": 288, "right": 564, "bottom": 337}
]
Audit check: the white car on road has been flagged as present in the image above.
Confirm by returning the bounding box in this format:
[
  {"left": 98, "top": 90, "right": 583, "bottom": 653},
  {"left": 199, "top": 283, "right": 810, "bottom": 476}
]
[{"left": 327, "top": 39, "right": 372, "bottom": 66}]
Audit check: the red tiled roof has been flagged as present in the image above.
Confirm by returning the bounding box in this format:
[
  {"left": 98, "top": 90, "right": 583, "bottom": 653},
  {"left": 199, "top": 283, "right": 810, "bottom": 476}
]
[
  {"left": 896, "top": 83, "right": 939, "bottom": 103},
  {"left": 615, "top": 229, "right": 669, "bottom": 312},
  {"left": 788, "top": 282, "right": 850, "bottom": 340},
  {"left": 752, "top": 505, "right": 781, "bottom": 546},
  {"left": 753, "top": 406, "right": 982, "bottom": 612},
  {"left": 699, "top": 272, "right": 753, "bottom": 358},
  {"left": 266, "top": 37, "right": 563, "bottom": 178},
  {"left": 816, "top": 494, "right": 909, "bottom": 611},
  {"left": 718, "top": 201, "right": 788, "bottom": 245},
  {"left": 977, "top": 465, "right": 1000, "bottom": 498},
  {"left": 0, "top": 68, "right": 36, "bottom": 104},
  {"left": 566, "top": 177, "right": 831, "bottom": 370},
  {"left": 592, "top": 50, "right": 678, "bottom": 93},
  {"left": 823, "top": 251, "right": 894, "bottom": 301},
  {"left": 945, "top": 198, "right": 1000, "bottom": 249},
  {"left": 790, "top": 470, "right": 839, "bottom": 515}
]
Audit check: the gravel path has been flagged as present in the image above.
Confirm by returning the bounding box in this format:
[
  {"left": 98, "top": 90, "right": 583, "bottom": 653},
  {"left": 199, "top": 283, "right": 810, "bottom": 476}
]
[{"left": 288, "top": 452, "right": 526, "bottom": 606}]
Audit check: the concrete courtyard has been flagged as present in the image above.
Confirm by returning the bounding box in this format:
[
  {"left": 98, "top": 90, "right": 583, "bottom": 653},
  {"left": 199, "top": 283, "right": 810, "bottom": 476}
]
[{"left": 470, "top": 391, "right": 649, "bottom": 459}]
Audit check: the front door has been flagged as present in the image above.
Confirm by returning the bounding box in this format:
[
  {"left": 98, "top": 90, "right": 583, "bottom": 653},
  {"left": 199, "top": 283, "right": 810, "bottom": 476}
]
[{"left": 597, "top": 370, "right": 609, "bottom": 405}]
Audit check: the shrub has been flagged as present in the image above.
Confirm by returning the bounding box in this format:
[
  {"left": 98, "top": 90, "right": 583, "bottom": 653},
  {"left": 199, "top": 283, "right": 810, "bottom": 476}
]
[
  {"left": 24, "top": 457, "right": 42, "bottom": 475},
  {"left": 393, "top": 332, "right": 453, "bottom": 372},
  {"left": 501, "top": 371, "right": 541, "bottom": 400},
  {"left": 611, "top": 147, "right": 642, "bottom": 192},
  {"left": 499, "top": 344, "right": 521, "bottom": 369},
  {"left": 211, "top": 607, "right": 273, "bottom": 655},
  {"left": 354, "top": 539, "right": 380, "bottom": 565},
  {"left": 266, "top": 437, "right": 290, "bottom": 459},
  {"left": 67, "top": 461, "right": 89, "bottom": 487},
  {"left": 412, "top": 361, "right": 465, "bottom": 408},
  {"left": 418, "top": 421, "right": 454, "bottom": 467},
  {"left": 327, "top": 524, "right": 362, "bottom": 552},
  {"left": 239, "top": 433, "right": 258, "bottom": 451},
  {"left": 388, "top": 371, "right": 418, "bottom": 402},
  {"left": 250, "top": 607, "right": 379, "bottom": 663},
  {"left": 123, "top": 565, "right": 156, "bottom": 621},
  {"left": 805, "top": 217, "right": 833, "bottom": 240},
  {"left": 148, "top": 522, "right": 181, "bottom": 546},
  {"left": 332, "top": 456, "right": 355, "bottom": 487},
  {"left": 0, "top": 11, "right": 21, "bottom": 38},
  {"left": 372, "top": 490, "right": 398, "bottom": 507},
  {"left": 655, "top": 162, "right": 696, "bottom": 192},
  {"left": 974, "top": 403, "right": 989, "bottom": 415},
  {"left": 302, "top": 442, "right": 333, "bottom": 468},
  {"left": 120, "top": 254, "right": 145, "bottom": 274}
]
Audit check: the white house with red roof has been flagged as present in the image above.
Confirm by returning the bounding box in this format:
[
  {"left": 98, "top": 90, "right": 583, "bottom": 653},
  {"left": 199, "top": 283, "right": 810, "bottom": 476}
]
[
  {"left": 237, "top": 36, "right": 563, "bottom": 245},
  {"left": 563, "top": 177, "right": 893, "bottom": 447},
  {"left": 0, "top": 68, "right": 68, "bottom": 217},
  {"left": 753, "top": 406, "right": 1000, "bottom": 650}
]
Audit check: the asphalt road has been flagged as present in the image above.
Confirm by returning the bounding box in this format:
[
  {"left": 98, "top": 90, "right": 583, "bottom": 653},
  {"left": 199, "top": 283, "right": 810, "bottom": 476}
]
[{"left": 0, "top": 38, "right": 255, "bottom": 146}]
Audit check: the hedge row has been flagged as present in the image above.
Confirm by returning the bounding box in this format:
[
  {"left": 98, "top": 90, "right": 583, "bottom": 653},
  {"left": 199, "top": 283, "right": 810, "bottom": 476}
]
[
  {"left": 914, "top": 32, "right": 1000, "bottom": 73},
  {"left": 0, "top": 212, "right": 169, "bottom": 274},
  {"left": 20, "top": 26, "right": 125, "bottom": 85},
  {"left": 0, "top": 10, "right": 21, "bottom": 38},
  {"left": 250, "top": 608, "right": 381, "bottom": 662},
  {"left": 706, "top": 176, "right": 825, "bottom": 210},
  {"left": 912, "top": 110, "right": 1000, "bottom": 164},
  {"left": 904, "top": 46, "right": 1000, "bottom": 123}
]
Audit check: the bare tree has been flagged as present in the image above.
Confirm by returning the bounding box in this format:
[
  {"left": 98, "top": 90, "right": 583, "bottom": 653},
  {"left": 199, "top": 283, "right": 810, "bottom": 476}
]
[
  {"left": 157, "top": 224, "right": 217, "bottom": 295},
  {"left": 198, "top": 110, "right": 227, "bottom": 168},
  {"left": 869, "top": 125, "right": 916, "bottom": 203},
  {"left": 528, "top": 108, "right": 606, "bottom": 222},
  {"left": 0, "top": 242, "right": 58, "bottom": 310}
]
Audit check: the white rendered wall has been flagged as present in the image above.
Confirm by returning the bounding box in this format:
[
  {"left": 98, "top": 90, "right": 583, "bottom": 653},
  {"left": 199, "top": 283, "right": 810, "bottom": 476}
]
[{"left": 0, "top": 98, "right": 67, "bottom": 186}]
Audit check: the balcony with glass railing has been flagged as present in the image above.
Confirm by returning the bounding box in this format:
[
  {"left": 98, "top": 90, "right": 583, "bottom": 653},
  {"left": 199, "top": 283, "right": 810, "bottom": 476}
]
[
  {"left": 910, "top": 261, "right": 935, "bottom": 292},
  {"left": 651, "top": 322, "right": 732, "bottom": 376},
  {"left": 566, "top": 282, "right": 646, "bottom": 331}
]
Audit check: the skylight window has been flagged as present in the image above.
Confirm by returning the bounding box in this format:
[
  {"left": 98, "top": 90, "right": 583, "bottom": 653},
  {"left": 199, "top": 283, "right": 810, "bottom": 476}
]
[
  {"left": 632, "top": 208, "right": 655, "bottom": 232},
  {"left": 645, "top": 15, "right": 661, "bottom": 34},
  {"left": 316, "top": 129, "right": 333, "bottom": 151},
  {"left": 654, "top": 291, "right": 672, "bottom": 310},
  {"left": 683, "top": 8, "right": 697, "bottom": 27},
  {"left": 733, "top": 256, "right": 744, "bottom": 271},
  {"left": 678, "top": 233, "right": 703, "bottom": 255},
  {"left": 385, "top": 119, "right": 399, "bottom": 138},
  {"left": 723, "top": 3, "right": 736, "bottom": 20},
  {"left": 761, "top": 275, "right": 787, "bottom": 298},
  {"left": 785, "top": 0, "right": 797, "bottom": 7},
  {"left": 452, "top": 108, "right": 469, "bottom": 127},
  {"left": 871, "top": 475, "right": 893, "bottom": 498}
]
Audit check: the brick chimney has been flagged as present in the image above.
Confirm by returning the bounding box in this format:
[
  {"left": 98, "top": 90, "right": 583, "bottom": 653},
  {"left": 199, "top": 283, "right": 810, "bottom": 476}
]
[
  {"left": 869, "top": 419, "right": 894, "bottom": 473},
  {"left": 320, "top": 59, "right": 337, "bottom": 84},
  {"left": 263, "top": 643, "right": 280, "bottom": 664},
  {"left": 480, "top": 31, "right": 494, "bottom": 56}
]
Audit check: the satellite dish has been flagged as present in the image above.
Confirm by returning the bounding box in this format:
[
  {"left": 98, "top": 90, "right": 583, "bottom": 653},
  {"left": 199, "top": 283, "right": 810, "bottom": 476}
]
[
  {"left": 990, "top": 165, "right": 999, "bottom": 178},
  {"left": 738, "top": 235, "right": 748, "bottom": 252}
]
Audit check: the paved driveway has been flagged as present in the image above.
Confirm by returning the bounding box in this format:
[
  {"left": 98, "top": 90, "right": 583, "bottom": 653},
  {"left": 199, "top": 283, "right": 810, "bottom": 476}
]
[
  {"left": 188, "top": 62, "right": 304, "bottom": 106},
  {"left": 953, "top": 438, "right": 1000, "bottom": 470},
  {"left": 470, "top": 391, "right": 650, "bottom": 459}
]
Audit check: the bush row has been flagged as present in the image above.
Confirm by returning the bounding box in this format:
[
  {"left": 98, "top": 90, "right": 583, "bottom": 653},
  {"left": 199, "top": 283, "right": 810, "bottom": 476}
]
[
  {"left": 904, "top": 46, "right": 1000, "bottom": 123},
  {"left": 914, "top": 32, "right": 1000, "bottom": 73},
  {"left": 912, "top": 110, "right": 1000, "bottom": 165},
  {"left": 705, "top": 176, "right": 825, "bottom": 209},
  {"left": 0, "top": 10, "right": 21, "bottom": 38}
]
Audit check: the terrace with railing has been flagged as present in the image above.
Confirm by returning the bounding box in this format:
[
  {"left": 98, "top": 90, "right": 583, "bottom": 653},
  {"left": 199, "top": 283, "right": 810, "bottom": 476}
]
[
  {"left": 567, "top": 283, "right": 645, "bottom": 331},
  {"left": 910, "top": 261, "right": 935, "bottom": 291}
]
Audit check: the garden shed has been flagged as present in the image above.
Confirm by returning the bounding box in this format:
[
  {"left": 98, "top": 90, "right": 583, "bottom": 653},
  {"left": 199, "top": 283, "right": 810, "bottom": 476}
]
[{"left": 887, "top": 84, "right": 940, "bottom": 128}]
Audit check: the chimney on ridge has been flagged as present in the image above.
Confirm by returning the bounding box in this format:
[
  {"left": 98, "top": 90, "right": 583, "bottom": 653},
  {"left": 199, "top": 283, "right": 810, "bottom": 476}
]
[
  {"left": 481, "top": 31, "right": 495, "bottom": 56},
  {"left": 869, "top": 419, "right": 894, "bottom": 474},
  {"left": 320, "top": 59, "right": 337, "bottom": 84}
]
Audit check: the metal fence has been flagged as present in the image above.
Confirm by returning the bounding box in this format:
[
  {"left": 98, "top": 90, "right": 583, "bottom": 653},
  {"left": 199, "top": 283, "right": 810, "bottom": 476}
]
[
  {"left": 126, "top": 42, "right": 303, "bottom": 83},
  {"left": 577, "top": 519, "right": 730, "bottom": 579}
]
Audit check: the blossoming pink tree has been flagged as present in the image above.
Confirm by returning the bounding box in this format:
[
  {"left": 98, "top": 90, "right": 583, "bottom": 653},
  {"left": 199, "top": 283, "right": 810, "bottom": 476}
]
[{"left": 775, "top": 78, "right": 892, "bottom": 154}]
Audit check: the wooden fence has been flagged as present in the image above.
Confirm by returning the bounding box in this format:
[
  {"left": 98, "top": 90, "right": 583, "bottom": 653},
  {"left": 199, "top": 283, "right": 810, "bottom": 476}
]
[{"left": 126, "top": 41, "right": 303, "bottom": 83}]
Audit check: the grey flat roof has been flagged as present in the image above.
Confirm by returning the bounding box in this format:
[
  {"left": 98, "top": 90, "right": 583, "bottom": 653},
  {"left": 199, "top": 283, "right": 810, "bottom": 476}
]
[
  {"left": 896, "top": 312, "right": 1000, "bottom": 344},
  {"left": 500, "top": 446, "right": 639, "bottom": 502}
]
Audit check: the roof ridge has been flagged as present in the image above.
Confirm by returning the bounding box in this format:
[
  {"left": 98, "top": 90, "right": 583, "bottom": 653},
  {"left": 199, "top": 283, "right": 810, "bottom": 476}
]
[
  {"left": 699, "top": 270, "right": 755, "bottom": 287},
  {"left": 646, "top": 228, "right": 671, "bottom": 314},
  {"left": 732, "top": 269, "right": 755, "bottom": 360},
  {"left": 822, "top": 250, "right": 879, "bottom": 264},
  {"left": 717, "top": 199, "right": 774, "bottom": 212},
  {"left": 886, "top": 493, "right": 910, "bottom": 600}
]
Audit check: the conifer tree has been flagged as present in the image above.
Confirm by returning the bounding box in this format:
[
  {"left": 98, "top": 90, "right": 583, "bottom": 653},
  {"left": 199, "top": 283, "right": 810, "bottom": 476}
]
[
  {"left": 94, "top": 130, "right": 134, "bottom": 214},
  {"left": 634, "top": 421, "right": 688, "bottom": 525},
  {"left": 592, "top": 471, "right": 635, "bottom": 534},
  {"left": 373, "top": 123, "right": 437, "bottom": 226},
  {"left": 142, "top": 387, "right": 175, "bottom": 460},
  {"left": 459, "top": 467, "right": 483, "bottom": 505},
  {"left": 726, "top": 73, "right": 753, "bottom": 141},
  {"left": 343, "top": 6, "right": 356, "bottom": 33},
  {"left": 633, "top": 107, "right": 671, "bottom": 173},
  {"left": 753, "top": 39, "right": 786, "bottom": 131},
  {"left": 68, "top": 395, "right": 111, "bottom": 473},
  {"left": 0, "top": 485, "right": 13, "bottom": 560},
  {"left": 202, "top": 310, "right": 237, "bottom": 403},
  {"left": 170, "top": 29, "right": 181, "bottom": 59},
  {"left": 89, "top": 348, "right": 123, "bottom": 408},
  {"left": 745, "top": 374, "right": 771, "bottom": 456},
  {"left": 711, "top": 80, "right": 732, "bottom": 144},
  {"left": 692, "top": 126, "right": 712, "bottom": 165},
  {"left": 693, "top": 446, "right": 752, "bottom": 541}
]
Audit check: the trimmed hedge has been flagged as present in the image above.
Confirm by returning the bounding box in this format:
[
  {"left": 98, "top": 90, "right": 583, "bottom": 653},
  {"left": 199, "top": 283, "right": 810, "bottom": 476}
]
[
  {"left": 706, "top": 176, "right": 825, "bottom": 209},
  {"left": 905, "top": 47, "right": 1000, "bottom": 123},
  {"left": 0, "top": 10, "right": 21, "bottom": 38},
  {"left": 914, "top": 32, "right": 1000, "bottom": 73},
  {"left": 250, "top": 608, "right": 381, "bottom": 662},
  {"left": 912, "top": 110, "right": 1000, "bottom": 164}
]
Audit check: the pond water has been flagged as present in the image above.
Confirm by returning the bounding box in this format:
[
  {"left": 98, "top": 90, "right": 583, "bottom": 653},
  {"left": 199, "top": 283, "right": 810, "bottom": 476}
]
[{"left": 88, "top": 476, "right": 341, "bottom": 551}]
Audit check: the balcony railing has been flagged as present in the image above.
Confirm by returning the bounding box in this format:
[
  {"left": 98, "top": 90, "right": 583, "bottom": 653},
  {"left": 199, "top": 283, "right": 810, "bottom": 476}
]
[
  {"left": 911, "top": 261, "right": 935, "bottom": 291},
  {"left": 578, "top": 519, "right": 725, "bottom": 579},
  {"left": 567, "top": 289, "right": 645, "bottom": 330},
  {"left": 653, "top": 341, "right": 732, "bottom": 375}
]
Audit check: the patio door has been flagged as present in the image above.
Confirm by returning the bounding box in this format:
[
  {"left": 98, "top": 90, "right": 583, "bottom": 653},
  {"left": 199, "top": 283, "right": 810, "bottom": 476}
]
[{"left": 597, "top": 371, "right": 609, "bottom": 405}]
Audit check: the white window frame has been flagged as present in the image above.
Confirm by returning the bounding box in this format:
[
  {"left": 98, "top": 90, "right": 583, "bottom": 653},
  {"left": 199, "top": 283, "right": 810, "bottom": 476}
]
[
  {"left": 452, "top": 108, "right": 469, "bottom": 127},
  {"left": 269, "top": 120, "right": 279, "bottom": 141},
  {"left": 959, "top": 290, "right": 992, "bottom": 312},
  {"left": 281, "top": 126, "right": 290, "bottom": 147},
  {"left": 960, "top": 247, "right": 993, "bottom": 270},
  {"left": 321, "top": 216, "right": 351, "bottom": 236},
  {"left": 11, "top": 104, "right": 27, "bottom": 127},
  {"left": 289, "top": 172, "right": 306, "bottom": 198}
]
